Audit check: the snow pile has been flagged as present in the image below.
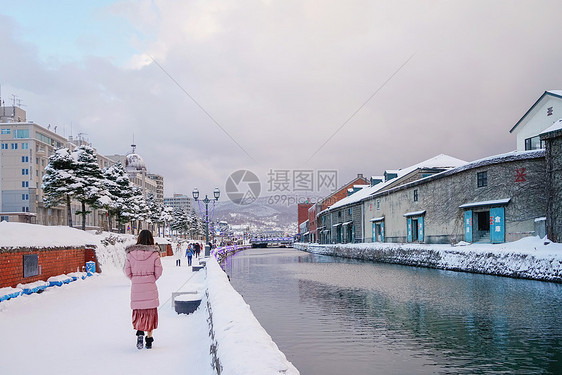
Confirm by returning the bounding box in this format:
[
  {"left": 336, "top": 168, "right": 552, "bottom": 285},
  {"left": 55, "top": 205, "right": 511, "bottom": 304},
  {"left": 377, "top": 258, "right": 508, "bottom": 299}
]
[
  {"left": 17, "top": 280, "right": 49, "bottom": 294},
  {"left": 295, "top": 237, "right": 562, "bottom": 282},
  {"left": 0, "top": 222, "right": 101, "bottom": 248},
  {"left": 206, "top": 256, "right": 300, "bottom": 375},
  {"left": 47, "top": 274, "right": 74, "bottom": 286},
  {"left": 0, "top": 287, "right": 22, "bottom": 302}
]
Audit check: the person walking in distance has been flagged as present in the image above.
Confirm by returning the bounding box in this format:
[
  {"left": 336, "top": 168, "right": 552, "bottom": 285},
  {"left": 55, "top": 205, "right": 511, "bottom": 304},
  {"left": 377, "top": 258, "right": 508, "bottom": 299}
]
[
  {"left": 124, "top": 230, "right": 163, "bottom": 350},
  {"left": 194, "top": 242, "right": 201, "bottom": 258},
  {"left": 174, "top": 242, "right": 182, "bottom": 266},
  {"left": 186, "top": 243, "right": 194, "bottom": 266}
]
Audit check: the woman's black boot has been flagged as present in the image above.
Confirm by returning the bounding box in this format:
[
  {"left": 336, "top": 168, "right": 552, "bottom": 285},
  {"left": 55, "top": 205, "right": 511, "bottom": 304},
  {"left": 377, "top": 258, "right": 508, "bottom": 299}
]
[
  {"left": 136, "top": 331, "right": 144, "bottom": 350},
  {"left": 145, "top": 336, "right": 154, "bottom": 349}
]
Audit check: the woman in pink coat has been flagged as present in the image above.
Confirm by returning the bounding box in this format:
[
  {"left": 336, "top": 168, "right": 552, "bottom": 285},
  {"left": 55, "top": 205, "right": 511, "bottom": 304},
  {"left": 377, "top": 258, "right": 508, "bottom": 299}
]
[{"left": 124, "top": 230, "right": 163, "bottom": 350}]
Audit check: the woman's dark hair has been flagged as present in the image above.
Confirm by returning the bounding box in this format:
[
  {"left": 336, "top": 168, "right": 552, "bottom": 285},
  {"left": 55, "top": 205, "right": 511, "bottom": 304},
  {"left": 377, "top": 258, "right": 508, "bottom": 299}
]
[{"left": 137, "top": 230, "right": 155, "bottom": 245}]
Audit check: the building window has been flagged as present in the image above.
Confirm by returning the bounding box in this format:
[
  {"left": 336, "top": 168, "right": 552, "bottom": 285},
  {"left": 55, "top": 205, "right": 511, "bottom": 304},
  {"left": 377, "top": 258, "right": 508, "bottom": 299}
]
[
  {"left": 413, "top": 189, "right": 419, "bottom": 202},
  {"left": 348, "top": 208, "right": 352, "bottom": 216},
  {"left": 376, "top": 199, "right": 381, "bottom": 210},
  {"left": 22, "top": 143, "right": 29, "bottom": 150},
  {"left": 1, "top": 143, "right": 7, "bottom": 149},
  {"left": 0, "top": 216, "right": 9, "bottom": 222},
  {"left": 23, "top": 254, "right": 39, "bottom": 278},
  {"left": 14, "top": 129, "right": 30, "bottom": 139},
  {"left": 477, "top": 171, "right": 488, "bottom": 188},
  {"left": 524, "top": 136, "right": 545, "bottom": 150},
  {"left": 22, "top": 181, "right": 29, "bottom": 188},
  {"left": 22, "top": 168, "right": 29, "bottom": 175},
  {"left": 22, "top": 156, "right": 29, "bottom": 163},
  {"left": 1, "top": 128, "right": 11, "bottom": 134},
  {"left": 22, "top": 194, "right": 29, "bottom": 200},
  {"left": 11, "top": 143, "right": 18, "bottom": 149}
]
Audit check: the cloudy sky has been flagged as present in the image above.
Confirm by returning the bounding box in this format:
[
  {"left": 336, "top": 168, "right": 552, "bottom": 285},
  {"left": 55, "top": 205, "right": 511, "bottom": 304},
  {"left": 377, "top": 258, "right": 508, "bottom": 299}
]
[{"left": 1, "top": 0, "right": 561, "bottom": 201}]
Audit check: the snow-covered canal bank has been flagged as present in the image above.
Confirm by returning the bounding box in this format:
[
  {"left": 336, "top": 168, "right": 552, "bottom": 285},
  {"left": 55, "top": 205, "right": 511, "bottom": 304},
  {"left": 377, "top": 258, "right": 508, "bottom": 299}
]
[{"left": 294, "top": 236, "right": 562, "bottom": 282}]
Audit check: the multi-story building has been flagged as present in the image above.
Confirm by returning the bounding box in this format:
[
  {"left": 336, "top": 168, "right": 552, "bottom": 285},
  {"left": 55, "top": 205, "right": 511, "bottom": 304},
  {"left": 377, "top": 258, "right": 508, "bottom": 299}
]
[
  {"left": 148, "top": 173, "right": 164, "bottom": 205},
  {"left": 164, "top": 193, "right": 192, "bottom": 213},
  {"left": 1, "top": 105, "right": 164, "bottom": 231},
  {"left": 1, "top": 105, "right": 67, "bottom": 224}
]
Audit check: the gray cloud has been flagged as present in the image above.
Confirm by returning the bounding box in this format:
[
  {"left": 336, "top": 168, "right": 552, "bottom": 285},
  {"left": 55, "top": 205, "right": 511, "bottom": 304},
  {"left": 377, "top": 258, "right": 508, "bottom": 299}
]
[{"left": 1, "top": 0, "right": 562, "bottom": 198}]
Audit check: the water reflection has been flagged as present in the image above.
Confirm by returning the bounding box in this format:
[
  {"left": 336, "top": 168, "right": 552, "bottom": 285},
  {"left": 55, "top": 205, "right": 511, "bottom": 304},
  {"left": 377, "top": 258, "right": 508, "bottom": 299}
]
[{"left": 225, "top": 248, "right": 562, "bottom": 375}]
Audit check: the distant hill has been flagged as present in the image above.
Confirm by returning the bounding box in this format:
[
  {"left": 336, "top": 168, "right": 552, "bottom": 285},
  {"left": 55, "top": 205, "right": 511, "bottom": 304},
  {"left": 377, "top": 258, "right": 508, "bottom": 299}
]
[{"left": 210, "top": 196, "right": 298, "bottom": 235}]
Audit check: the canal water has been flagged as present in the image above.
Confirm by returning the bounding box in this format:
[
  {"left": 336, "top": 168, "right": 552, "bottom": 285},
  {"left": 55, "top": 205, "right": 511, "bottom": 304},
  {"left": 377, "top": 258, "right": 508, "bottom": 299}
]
[{"left": 223, "top": 247, "right": 562, "bottom": 375}]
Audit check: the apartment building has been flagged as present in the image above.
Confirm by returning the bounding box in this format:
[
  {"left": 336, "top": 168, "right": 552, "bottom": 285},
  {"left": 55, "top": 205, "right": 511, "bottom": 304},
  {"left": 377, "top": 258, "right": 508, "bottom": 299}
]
[
  {"left": 164, "top": 194, "right": 192, "bottom": 213},
  {"left": 1, "top": 105, "right": 164, "bottom": 230}
]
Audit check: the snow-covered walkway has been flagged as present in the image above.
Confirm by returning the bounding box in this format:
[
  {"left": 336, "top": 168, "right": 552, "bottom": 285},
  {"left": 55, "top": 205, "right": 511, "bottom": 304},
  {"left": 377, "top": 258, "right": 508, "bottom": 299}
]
[{"left": 0, "top": 256, "right": 214, "bottom": 375}]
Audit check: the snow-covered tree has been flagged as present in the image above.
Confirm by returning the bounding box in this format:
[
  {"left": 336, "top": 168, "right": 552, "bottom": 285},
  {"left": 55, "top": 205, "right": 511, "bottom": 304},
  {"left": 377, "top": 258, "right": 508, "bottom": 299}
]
[
  {"left": 126, "top": 186, "right": 150, "bottom": 234},
  {"left": 102, "top": 162, "right": 135, "bottom": 233},
  {"left": 190, "top": 209, "right": 203, "bottom": 239},
  {"left": 73, "top": 145, "right": 107, "bottom": 230},
  {"left": 171, "top": 207, "right": 190, "bottom": 238},
  {"left": 146, "top": 192, "right": 163, "bottom": 234},
  {"left": 42, "top": 148, "right": 80, "bottom": 227},
  {"left": 160, "top": 206, "right": 174, "bottom": 238}
]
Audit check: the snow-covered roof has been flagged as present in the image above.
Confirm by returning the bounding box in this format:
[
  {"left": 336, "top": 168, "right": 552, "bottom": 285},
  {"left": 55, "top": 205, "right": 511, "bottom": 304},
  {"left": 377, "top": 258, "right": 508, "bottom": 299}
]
[
  {"left": 325, "top": 154, "right": 467, "bottom": 212},
  {"left": 510, "top": 90, "right": 562, "bottom": 133},
  {"left": 540, "top": 118, "right": 562, "bottom": 135},
  {"left": 547, "top": 89, "right": 562, "bottom": 97},
  {"left": 459, "top": 198, "right": 511, "bottom": 209},
  {"left": 403, "top": 210, "right": 426, "bottom": 217},
  {"left": 125, "top": 153, "right": 147, "bottom": 172}
]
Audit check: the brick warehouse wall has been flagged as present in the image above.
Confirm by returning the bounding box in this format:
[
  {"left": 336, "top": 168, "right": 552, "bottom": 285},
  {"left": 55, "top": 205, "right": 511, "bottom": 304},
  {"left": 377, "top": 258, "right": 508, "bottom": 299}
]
[{"left": 0, "top": 247, "right": 95, "bottom": 288}]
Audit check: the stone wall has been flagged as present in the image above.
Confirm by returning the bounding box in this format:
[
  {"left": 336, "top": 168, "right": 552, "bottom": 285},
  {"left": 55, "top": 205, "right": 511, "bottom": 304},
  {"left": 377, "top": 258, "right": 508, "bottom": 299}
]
[
  {"left": 363, "top": 152, "right": 546, "bottom": 244},
  {"left": 294, "top": 242, "right": 562, "bottom": 283},
  {"left": 542, "top": 128, "right": 562, "bottom": 242}
]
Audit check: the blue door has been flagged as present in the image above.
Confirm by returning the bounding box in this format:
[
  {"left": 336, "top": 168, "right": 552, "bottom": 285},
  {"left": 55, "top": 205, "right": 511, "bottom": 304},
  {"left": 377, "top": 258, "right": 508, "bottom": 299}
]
[
  {"left": 490, "top": 207, "right": 505, "bottom": 243},
  {"left": 464, "top": 210, "right": 473, "bottom": 242},
  {"left": 380, "top": 221, "right": 385, "bottom": 242},
  {"left": 372, "top": 222, "right": 377, "bottom": 242},
  {"left": 407, "top": 218, "right": 412, "bottom": 242},
  {"left": 418, "top": 216, "right": 424, "bottom": 242}
]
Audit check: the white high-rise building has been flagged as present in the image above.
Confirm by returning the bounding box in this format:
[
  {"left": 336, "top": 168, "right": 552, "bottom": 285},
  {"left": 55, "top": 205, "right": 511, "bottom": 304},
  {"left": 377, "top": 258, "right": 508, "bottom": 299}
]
[
  {"left": 0, "top": 105, "right": 163, "bottom": 230},
  {"left": 164, "top": 194, "right": 192, "bottom": 213}
]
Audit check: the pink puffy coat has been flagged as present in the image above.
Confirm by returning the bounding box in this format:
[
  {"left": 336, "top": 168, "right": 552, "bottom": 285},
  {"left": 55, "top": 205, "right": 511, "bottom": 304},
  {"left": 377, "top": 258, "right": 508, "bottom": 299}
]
[{"left": 124, "top": 244, "right": 163, "bottom": 310}]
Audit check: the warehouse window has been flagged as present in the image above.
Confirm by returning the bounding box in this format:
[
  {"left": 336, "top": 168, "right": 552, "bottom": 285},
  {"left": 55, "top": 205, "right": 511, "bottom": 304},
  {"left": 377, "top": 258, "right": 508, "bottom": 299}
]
[{"left": 477, "top": 171, "right": 488, "bottom": 188}]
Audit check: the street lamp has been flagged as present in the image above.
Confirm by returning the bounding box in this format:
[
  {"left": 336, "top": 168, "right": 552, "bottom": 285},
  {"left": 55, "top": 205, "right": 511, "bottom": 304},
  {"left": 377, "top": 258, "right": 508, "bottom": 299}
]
[{"left": 193, "top": 187, "right": 220, "bottom": 255}]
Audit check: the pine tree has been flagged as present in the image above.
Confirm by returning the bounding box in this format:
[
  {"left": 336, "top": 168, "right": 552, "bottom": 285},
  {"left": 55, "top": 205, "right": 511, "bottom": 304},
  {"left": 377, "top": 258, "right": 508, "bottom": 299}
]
[
  {"left": 42, "top": 148, "right": 80, "bottom": 227},
  {"left": 102, "top": 162, "right": 134, "bottom": 233},
  {"left": 160, "top": 206, "right": 174, "bottom": 238},
  {"left": 190, "top": 209, "right": 202, "bottom": 239},
  {"left": 171, "top": 207, "right": 191, "bottom": 238},
  {"left": 126, "top": 186, "right": 150, "bottom": 234},
  {"left": 73, "top": 145, "right": 107, "bottom": 230},
  {"left": 146, "top": 192, "right": 163, "bottom": 235}
]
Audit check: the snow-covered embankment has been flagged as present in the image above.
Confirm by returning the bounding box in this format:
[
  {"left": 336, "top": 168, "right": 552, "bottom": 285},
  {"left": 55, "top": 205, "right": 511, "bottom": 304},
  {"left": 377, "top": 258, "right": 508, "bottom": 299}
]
[
  {"left": 294, "top": 237, "right": 562, "bottom": 283},
  {"left": 205, "top": 256, "right": 300, "bottom": 375}
]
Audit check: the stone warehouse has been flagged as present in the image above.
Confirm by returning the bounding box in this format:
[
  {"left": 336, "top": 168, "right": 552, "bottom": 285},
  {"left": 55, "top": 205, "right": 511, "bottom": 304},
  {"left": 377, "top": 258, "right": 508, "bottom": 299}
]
[{"left": 312, "top": 90, "right": 562, "bottom": 245}]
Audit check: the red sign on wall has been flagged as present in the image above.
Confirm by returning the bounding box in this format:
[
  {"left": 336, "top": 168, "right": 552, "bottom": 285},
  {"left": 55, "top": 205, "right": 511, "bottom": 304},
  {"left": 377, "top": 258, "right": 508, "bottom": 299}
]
[{"left": 515, "top": 168, "right": 527, "bottom": 182}]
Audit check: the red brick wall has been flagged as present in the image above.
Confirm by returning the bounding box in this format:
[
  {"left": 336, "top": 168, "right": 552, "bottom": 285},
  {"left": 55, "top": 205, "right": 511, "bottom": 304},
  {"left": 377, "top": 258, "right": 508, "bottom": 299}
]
[
  {"left": 320, "top": 176, "right": 369, "bottom": 211},
  {"left": 298, "top": 203, "right": 313, "bottom": 231},
  {"left": 0, "top": 247, "right": 89, "bottom": 288},
  {"left": 84, "top": 247, "right": 100, "bottom": 274}
]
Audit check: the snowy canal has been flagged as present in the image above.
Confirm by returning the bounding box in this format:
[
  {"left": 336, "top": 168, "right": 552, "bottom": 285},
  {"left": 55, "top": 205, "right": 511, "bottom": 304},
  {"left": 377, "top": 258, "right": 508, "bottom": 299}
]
[{"left": 223, "top": 247, "right": 562, "bottom": 374}]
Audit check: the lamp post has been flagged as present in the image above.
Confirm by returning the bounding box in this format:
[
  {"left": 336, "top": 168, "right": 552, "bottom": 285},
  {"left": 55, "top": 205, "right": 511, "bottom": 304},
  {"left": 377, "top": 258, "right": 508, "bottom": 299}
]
[{"left": 192, "top": 187, "right": 220, "bottom": 251}]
